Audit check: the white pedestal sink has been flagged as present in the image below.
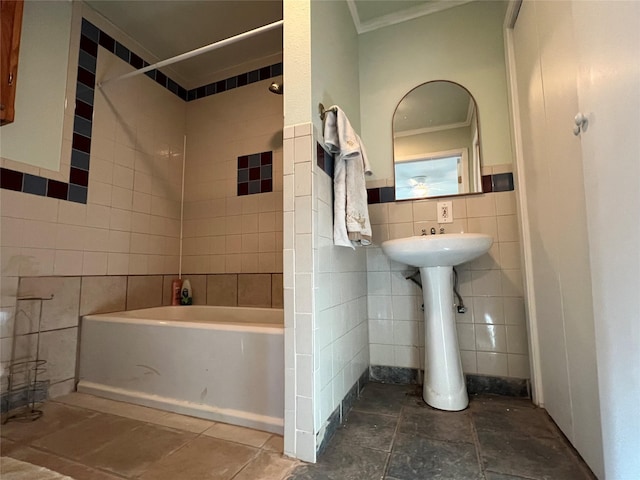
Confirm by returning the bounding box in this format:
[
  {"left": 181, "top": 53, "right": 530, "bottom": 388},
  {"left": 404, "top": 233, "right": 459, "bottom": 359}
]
[{"left": 381, "top": 233, "right": 493, "bottom": 411}]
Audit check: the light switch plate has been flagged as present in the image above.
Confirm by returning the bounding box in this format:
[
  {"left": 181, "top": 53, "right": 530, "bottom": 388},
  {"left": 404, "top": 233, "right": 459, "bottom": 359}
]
[{"left": 437, "top": 201, "right": 453, "bottom": 223}]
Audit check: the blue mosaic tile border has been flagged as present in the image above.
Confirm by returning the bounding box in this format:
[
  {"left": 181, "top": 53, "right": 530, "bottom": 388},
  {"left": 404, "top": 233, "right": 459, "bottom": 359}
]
[
  {"left": 1, "top": 18, "right": 283, "bottom": 202},
  {"left": 237, "top": 151, "right": 273, "bottom": 196},
  {"left": 187, "top": 63, "right": 282, "bottom": 102}
]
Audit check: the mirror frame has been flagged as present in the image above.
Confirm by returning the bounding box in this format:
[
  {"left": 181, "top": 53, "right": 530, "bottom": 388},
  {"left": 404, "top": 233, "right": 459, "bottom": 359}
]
[{"left": 392, "top": 80, "right": 484, "bottom": 201}]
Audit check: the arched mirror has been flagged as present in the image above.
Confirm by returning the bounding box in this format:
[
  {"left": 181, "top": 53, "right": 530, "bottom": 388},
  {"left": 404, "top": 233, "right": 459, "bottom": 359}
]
[{"left": 393, "top": 81, "right": 482, "bottom": 200}]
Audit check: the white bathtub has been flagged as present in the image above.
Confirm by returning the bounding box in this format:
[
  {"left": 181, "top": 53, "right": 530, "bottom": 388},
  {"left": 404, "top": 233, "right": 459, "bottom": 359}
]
[{"left": 78, "top": 306, "right": 284, "bottom": 434}]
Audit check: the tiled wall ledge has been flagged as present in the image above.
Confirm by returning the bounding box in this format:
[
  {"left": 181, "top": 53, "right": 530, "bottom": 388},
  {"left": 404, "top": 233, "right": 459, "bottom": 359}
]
[
  {"left": 369, "top": 366, "right": 530, "bottom": 398},
  {"left": 316, "top": 370, "right": 369, "bottom": 457}
]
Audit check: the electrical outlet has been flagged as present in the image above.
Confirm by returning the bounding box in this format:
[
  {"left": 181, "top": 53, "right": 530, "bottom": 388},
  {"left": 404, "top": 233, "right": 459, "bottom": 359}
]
[{"left": 437, "top": 201, "right": 453, "bottom": 223}]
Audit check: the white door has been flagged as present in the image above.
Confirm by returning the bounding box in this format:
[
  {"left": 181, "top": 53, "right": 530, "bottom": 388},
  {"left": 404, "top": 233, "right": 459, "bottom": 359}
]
[
  {"left": 572, "top": 1, "right": 640, "bottom": 478},
  {"left": 511, "top": 0, "right": 603, "bottom": 476}
]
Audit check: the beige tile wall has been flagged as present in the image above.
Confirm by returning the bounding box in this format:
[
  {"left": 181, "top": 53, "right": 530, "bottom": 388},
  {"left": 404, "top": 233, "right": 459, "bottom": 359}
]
[
  {"left": 181, "top": 78, "right": 284, "bottom": 276},
  {"left": 366, "top": 165, "right": 530, "bottom": 379}
]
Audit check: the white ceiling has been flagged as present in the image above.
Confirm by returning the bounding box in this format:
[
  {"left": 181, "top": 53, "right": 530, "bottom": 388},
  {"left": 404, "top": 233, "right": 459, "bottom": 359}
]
[{"left": 85, "top": 0, "right": 473, "bottom": 89}]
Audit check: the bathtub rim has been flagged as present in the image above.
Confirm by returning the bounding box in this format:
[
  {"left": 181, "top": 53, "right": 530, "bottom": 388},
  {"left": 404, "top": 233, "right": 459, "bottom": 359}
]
[{"left": 82, "top": 305, "right": 284, "bottom": 333}]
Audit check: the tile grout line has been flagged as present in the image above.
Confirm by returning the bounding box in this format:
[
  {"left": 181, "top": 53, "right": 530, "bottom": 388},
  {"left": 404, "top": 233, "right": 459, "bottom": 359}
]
[
  {"left": 380, "top": 401, "right": 404, "bottom": 479},
  {"left": 468, "top": 404, "right": 489, "bottom": 479}
]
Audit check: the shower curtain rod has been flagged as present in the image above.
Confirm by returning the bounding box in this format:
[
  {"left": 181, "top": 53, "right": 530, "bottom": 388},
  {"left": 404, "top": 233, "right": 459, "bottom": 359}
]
[{"left": 99, "top": 19, "right": 284, "bottom": 87}]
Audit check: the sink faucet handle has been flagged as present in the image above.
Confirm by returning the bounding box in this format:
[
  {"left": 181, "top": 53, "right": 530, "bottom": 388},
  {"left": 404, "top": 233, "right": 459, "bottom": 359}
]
[
  {"left": 430, "top": 227, "right": 436, "bottom": 235},
  {"left": 421, "top": 229, "right": 427, "bottom": 236},
  {"left": 440, "top": 227, "right": 445, "bottom": 234}
]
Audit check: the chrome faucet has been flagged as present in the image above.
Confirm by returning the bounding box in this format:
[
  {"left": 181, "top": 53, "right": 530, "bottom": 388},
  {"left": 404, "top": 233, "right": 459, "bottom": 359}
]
[
  {"left": 440, "top": 227, "right": 445, "bottom": 234},
  {"left": 421, "top": 229, "right": 427, "bottom": 236},
  {"left": 430, "top": 227, "right": 436, "bottom": 235}
]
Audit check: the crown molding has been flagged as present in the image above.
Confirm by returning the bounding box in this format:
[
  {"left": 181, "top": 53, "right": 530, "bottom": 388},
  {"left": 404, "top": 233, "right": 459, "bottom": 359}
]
[{"left": 346, "top": 0, "right": 474, "bottom": 35}]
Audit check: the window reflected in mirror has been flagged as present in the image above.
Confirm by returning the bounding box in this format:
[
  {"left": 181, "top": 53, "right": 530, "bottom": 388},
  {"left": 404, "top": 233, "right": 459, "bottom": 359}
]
[{"left": 393, "top": 81, "right": 482, "bottom": 200}]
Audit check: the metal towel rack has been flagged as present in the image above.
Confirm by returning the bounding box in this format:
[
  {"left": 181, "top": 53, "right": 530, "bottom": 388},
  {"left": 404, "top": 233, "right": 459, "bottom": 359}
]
[{"left": 2, "top": 295, "right": 53, "bottom": 424}]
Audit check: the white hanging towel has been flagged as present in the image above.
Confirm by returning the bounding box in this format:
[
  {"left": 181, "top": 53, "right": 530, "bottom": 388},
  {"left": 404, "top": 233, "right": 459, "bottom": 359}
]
[{"left": 323, "top": 106, "right": 373, "bottom": 248}]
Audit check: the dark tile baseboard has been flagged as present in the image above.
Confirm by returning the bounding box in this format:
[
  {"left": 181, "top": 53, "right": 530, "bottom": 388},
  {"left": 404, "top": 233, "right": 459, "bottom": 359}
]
[
  {"left": 370, "top": 365, "right": 421, "bottom": 385},
  {"left": 369, "top": 365, "right": 530, "bottom": 398},
  {"left": 466, "top": 373, "right": 530, "bottom": 397},
  {"left": 316, "top": 369, "right": 369, "bottom": 456}
]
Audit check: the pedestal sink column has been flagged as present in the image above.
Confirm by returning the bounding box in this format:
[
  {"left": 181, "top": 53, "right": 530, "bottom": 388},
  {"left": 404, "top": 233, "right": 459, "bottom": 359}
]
[{"left": 420, "top": 265, "right": 468, "bottom": 411}]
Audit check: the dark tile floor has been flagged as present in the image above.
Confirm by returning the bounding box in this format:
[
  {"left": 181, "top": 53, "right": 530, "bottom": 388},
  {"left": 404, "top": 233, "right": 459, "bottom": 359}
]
[{"left": 288, "top": 383, "right": 595, "bottom": 480}]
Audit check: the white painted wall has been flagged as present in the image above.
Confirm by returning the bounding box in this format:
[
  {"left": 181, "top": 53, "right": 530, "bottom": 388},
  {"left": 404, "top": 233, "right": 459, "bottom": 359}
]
[
  {"left": 359, "top": 1, "right": 512, "bottom": 181},
  {"left": 310, "top": 0, "right": 361, "bottom": 135},
  {"left": 1, "top": 1, "right": 73, "bottom": 171},
  {"left": 283, "top": 0, "right": 311, "bottom": 127}
]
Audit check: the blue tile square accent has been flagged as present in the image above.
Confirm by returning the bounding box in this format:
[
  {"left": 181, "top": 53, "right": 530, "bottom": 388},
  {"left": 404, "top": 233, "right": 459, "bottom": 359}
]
[
  {"left": 226, "top": 77, "right": 237, "bottom": 90},
  {"left": 248, "top": 181, "right": 260, "bottom": 194},
  {"left": 205, "top": 84, "right": 216, "bottom": 96},
  {"left": 248, "top": 154, "right": 260, "bottom": 168},
  {"left": 272, "top": 62, "right": 283, "bottom": 76},
  {"left": 168, "top": 79, "right": 179, "bottom": 94},
  {"left": 73, "top": 115, "right": 92, "bottom": 138},
  {"left": 238, "top": 169, "right": 249, "bottom": 182},
  {"left": 76, "top": 83, "right": 94, "bottom": 105},
  {"left": 380, "top": 187, "right": 395, "bottom": 203},
  {"left": 492, "top": 172, "right": 514, "bottom": 192},
  {"left": 261, "top": 165, "right": 272, "bottom": 179},
  {"left": 247, "top": 70, "right": 259, "bottom": 83},
  {"left": 81, "top": 19, "right": 100, "bottom": 42},
  {"left": 187, "top": 90, "right": 196, "bottom": 101},
  {"left": 115, "top": 42, "right": 129, "bottom": 62},
  {"left": 78, "top": 50, "right": 97, "bottom": 72},
  {"left": 23, "top": 174, "right": 47, "bottom": 196},
  {"left": 144, "top": 69, "right": 156, "bottom": 81},
  {"left": 71, "top": 149, "right": 90, "bottom": 170},
  {"left": 68, "top": 185, "right": 88, "bottom": 204}
]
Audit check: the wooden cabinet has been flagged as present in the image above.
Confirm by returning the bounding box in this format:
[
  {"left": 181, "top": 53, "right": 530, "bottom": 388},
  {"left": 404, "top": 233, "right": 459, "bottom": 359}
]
[{"left": 1, "top": 0, "right": 23, "bottom": 125}]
